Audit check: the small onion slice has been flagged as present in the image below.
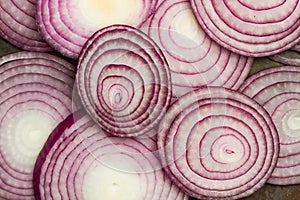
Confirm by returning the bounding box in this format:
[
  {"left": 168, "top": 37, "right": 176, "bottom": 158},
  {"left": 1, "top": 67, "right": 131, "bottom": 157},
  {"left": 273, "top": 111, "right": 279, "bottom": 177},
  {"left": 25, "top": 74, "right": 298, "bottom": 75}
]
[
  {"left": 77, "top": 24, "right": 171, "bottom": 137},
  {"left": 0, "top": 0, "right": 52, "bottom": 51},
  {"left": 0, "top": 52, "right": 76, "bottom": 199},
  {"left": 157, "top": 87, "right": 279, "bottom": 199},
  {"left": 142, "top": 0, "right": 252, "bottom": 98},
  {"left": 36, "top": 0, "right": 157, "bottom": 59},
  {"left": 33, "top": 110, "right": 189, "bottom": 200},
  {"left": 190, "top": 0, "right": 300, "bottom": 57},
  {"left": 239, "top": 66, "right": 300, "bottom": 185}
]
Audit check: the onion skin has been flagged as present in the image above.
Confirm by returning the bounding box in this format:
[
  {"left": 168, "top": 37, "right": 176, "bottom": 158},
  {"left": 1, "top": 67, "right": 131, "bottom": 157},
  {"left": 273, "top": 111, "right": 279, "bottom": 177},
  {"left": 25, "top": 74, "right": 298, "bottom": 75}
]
[
  {"left": 0, "top": 52, "right": 76, "bottom": 200},
  {"left": 33, "top": 110, "right": 189, "bottom": 200},
  {"left": 190, "top": 0, "right": 300, "bottom": 57},
  {"left": 142, "top": 0, "right": 252, "bottom": 99},
  {"left": 77, "top": 24, "right": 171, "bottom": 137},
  {"left": 0, "top": 0, "right": 52, "bottom": 52},
  {"left": 36, "top": 0, "right": 158, "bottom": 59},
  {"left": 239, "top": 66, "right": 300, "bottom": 185},
  {"left": 157, "top": 86, "right": 279, "bottom": 199}
]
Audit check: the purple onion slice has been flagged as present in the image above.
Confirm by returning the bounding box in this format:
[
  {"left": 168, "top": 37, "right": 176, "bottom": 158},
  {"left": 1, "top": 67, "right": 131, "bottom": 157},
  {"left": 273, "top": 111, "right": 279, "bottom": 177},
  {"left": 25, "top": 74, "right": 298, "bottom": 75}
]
[
  {"left": 0, "top": 0, "right": 52, "bottom": 51},
  {"left": 157, "top": 87, "right": 279, "bottom": 199},
  {"left": 0, "top": 52, "right": 76, "bottom": 199},
  {"left": 77, "top": 24, "right": 171, "bottom": 137},
  {"left": 36, "top": 0, "right": 157, "bottom": 59},
  {"left": 142, "top": 0, "right": 252, "bottom": 98},
  {"left": 33, "top": 110, "right": 189, "bottom": 200},
  {"left": 239, "top": 66, "right": 300, "bottom": 185},
  {"left": 190, "top": 0, "right": 300, "bottom": 57}
]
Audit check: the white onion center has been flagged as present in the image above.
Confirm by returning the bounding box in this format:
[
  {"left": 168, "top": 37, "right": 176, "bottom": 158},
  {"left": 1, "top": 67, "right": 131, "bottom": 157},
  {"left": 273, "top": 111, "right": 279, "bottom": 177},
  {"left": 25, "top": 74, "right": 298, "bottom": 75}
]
[
  {"left": 83, "top": 163, "right": 142, "bottom": 200},
  {"left": 286, "top": 111, "right": 300, "bottom": 132},
  {"left": 211, "top": 134, "right": 244, "bottom": 164},
  {"left": 173, "top": 9, "right": 204, "bottom": 46},
  {"left": 2, "top": 110, "right": 55, "bottom": 169},
  {"left": 78, "top": 0, "right": 143, "bottom": 26}
]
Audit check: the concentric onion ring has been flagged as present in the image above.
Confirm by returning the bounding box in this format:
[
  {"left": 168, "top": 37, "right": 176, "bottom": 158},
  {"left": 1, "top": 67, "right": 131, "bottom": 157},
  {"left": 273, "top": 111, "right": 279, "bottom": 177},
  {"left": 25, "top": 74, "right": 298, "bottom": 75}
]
[
  {"left": 33, "top": 111, "right": 189, "bottom": 200},
  {"left": 190, "top": 0, "right": 300, "bottom": 57},
  {"left": 239, "top": 66, "right": 300, "bottom": 185},
  {"left": 0, "top": 52, "right": 76, "bottom": 199},
  {"left": 0, "top": 0, "right": 52, "bottom": 51},
  {"left": 36, "top": 0, "right": 157, "bottom": 59},
  {"left": 142, "top": 0, "right": 252, "bottom": 98},
  {"left": 77, "top": 25, "right": 171, "bottom": 137},
  {"left": 157, "top": 87, "right": 279, "bottom": 199}
]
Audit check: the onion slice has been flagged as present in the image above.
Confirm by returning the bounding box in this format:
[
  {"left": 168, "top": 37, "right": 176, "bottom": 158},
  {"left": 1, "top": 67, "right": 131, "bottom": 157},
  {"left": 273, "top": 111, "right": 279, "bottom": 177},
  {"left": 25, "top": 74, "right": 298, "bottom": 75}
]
[
  {"left": 77, "top": 24, "right": 171, "bottom": 137},
  {"left": 33, "top": 110, "right": 189, "bottom": 200},
  {"left": 190, "top": 0, "right": 300, "bottom": 57},
  {"left": 0, "top": 52, "right": 76, "bottom": 199},
  {"left": 0, "top": 0, "right": 52, "bottom": 51},
  {"left": 239, "top": 66, "right": 300, "bottom": 185},
  {"left": 36, "top": 0, "right": 157, "bottom": 59},
  {"left": 142, "top": 0, "right": 252, "bottom": 98},
  {"left": 157, "top": 87, "right": 279, "bottom": 199}
]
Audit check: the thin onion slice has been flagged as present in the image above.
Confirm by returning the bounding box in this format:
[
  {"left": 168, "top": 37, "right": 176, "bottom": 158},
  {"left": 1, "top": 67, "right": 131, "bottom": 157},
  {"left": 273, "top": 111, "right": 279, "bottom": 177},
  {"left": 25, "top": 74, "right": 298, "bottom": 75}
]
[
  {"left": 142, "top": 0, "right": 252, "bottom": 98},
  {"left": 77, "top": 24, "right": 171, "bottom": 137},
  {"left": 0, "top": 52, "right": 76, "bottom": 199},
  {"left": 33, "top": 110, "right": 189, "bottom": 200},
  {"left": 0, "top": 0, "right": 52, "bottom": 51},
  {"left": 239, "top": 66, "right": 300, "bottom": 185},
  {"left": 190, "top": 0, "right": 300, "bottom": 57},
  {"left": 36, "top": 0, "right": 157, "bottom": 59},
  {"left": 157, "top": 87, "right": 279, "bottom": 199}
]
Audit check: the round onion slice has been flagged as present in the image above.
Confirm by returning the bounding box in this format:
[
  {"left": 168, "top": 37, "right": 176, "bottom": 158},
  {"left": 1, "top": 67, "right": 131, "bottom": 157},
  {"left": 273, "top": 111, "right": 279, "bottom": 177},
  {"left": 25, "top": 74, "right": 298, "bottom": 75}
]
[
  {"left": 239, "top": 66, "right": 300, "bottom": 185},
  {"left": 0, "top": 52, "right": 76, "bottom": 199},
  {"left": 36, "top": 0, "right": 157, "bottom": 59},
  {"left": 142, "top": 0, "right": 252, "bottom": 98},
  {"left": 33, "top": 111, "right": 189, "bottom": 200},
  {"left": 77, "top": 25, "right": 171, "bottom": 137},
  {"left": 157, "top": 87, "right": 279, "bottom": 199},
  {"left": 190, "top": 0, "right": 300, "bottom": 57},
  {"left": 0, "top": 0, "right": 52, "bottom": 51}
]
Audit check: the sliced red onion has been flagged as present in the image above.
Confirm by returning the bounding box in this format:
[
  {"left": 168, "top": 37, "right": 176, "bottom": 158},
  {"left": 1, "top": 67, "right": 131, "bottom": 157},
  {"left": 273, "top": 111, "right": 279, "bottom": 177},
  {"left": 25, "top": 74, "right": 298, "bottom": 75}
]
[
  {"left": 141, "top": 0, "right": 252, "bottom": 98},
  {"left": 77, "top": 25, "right": 171, "bottom": 137},
  {"left": 0, "top": 52, "right": 76, "bottom": 199},
  {"left": 190, "top": 0, "right": 300, "bottom": 57},
  {"left": 239, "top": 66, "right": 300, "bottom": 185},
  {"left": 33, "top": 110, "right": 189, "bottom": 200},
  {"left": 157, "top": 87, "right": 279, "bottom": 199},
  {"left": 36, "top": 0, "right": 157, "bottom": 59},
  {"left": 0, "top": 0, "right": 52, "bottom": 51}
]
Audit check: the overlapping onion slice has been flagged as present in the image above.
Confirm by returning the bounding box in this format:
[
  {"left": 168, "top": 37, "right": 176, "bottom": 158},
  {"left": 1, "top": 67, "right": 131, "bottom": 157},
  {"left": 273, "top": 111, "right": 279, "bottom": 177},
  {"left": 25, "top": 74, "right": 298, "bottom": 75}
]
[
  {"left": 190, "top": 0, "right": 300, "bottom": 57},
  {"left": 239, "top": 66, "right": 300, "bottom": 185},
  {"left": 0, "top": 0, "right": 52, "bottom": 51},
  {"left": 157, "top": 87, "right": 279, "bottom": 199},
  {"left": 36, "top": 0, "right": 157, "bottom": 59},
  {"left": 77, "top": 25, "right": 171, "bottom": 137},
  {"left": 0, "top": 52, "right": 76, "bottom": 199},
  {"left": 142, "top": 0, "right": 252, "bottom": 98},
  {"left": 33, "top": 111, "right": 189, "bottom": 200}
]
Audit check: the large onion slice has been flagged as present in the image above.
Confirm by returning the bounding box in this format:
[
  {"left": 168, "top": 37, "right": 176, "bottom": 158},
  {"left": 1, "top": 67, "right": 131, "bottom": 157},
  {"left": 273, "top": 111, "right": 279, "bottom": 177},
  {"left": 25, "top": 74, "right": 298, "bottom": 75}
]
[
  {"left": 77, "top": 24, "right": 171, "bottom": 137},
  {"left": 33, "top": 110, "right": 189, "bottom": 200},
  {"left": 0, "top": 52, "right": 76, "bottom": 199},
  {"left": 190, "top": 0, "right": 300, "bottom": 57},
  {"left": 0, "top": 0, "right": 52, "bottom": 51},
  {"left": 36, "top": 0, "right": 157, "bottom": 59},
  {"left": 142, "top": 0, "right": 252, "bottom": 98},
  {"left": 239, "top": 66, "right": 300, "bottom": 185},
  {"left": 157, "top": 87, "right": 279, "bottom": 199}
]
